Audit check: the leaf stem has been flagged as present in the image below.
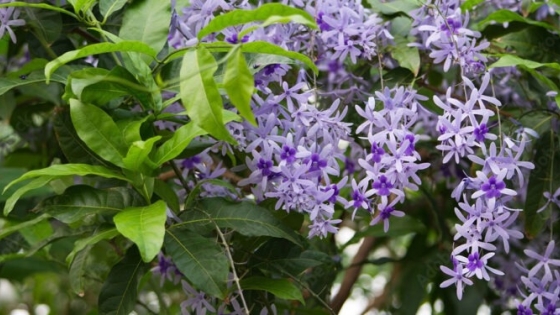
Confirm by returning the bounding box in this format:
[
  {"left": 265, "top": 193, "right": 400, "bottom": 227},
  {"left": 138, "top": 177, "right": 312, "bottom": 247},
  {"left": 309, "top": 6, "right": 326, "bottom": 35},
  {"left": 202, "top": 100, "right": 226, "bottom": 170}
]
[{"left": 215, "top": 226, "right": 249, "bottom": 315}]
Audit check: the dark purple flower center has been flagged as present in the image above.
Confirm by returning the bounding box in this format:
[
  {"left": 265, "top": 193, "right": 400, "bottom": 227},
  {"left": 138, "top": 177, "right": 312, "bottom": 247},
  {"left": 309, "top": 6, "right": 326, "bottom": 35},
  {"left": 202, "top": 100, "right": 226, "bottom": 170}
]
[
  {"left": 317, "top": 12, "right": 332, "bottom": 31},
  {"left": 306, "top": 153, "right": 327, "bottom": 172},
  {"left": 257, "top": 158, "right": 273, "bottom": 177},
  {"left": 225, "top": 32, "right": 249, "bottom": 44},
  {"left": 380, "top": 206, "right": 394, "bottom": 220},
  {"left": 403, "top": 134, "right": 416, "bottom": 155},
  {"left": 371, "top": 143, "right": 385, "bottom": 163},
  {"left": 474, "top": 123, "right": 488, "bottom": 142},
  {"left": 481, "top": 175, "right": 505, "bottom": 198},
  {"left": 264, "top": 64, "right": 281, "bottom": 76},
  {"left": 466, "top": 252, "right": 483, "bottom": 272},
  {"left": 351, "top": 190, "right": 365, "bottom": 208},
  {"left": 345, "top": 158, "right": 355, "bottom": 174},
  {"left": 182, "top": 156, "right": 201, "bottom": 169},
  {"left": 372, "top": 175, "right": 392, "bottom": 196},
  {"left": 280, "top": 145, "right": 296, "bottom": 163}
]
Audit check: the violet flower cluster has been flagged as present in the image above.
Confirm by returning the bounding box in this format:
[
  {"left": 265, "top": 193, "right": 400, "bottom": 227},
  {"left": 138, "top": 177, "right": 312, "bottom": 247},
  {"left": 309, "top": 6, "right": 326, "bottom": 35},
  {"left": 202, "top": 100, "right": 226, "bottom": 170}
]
[
  {"left": 516, "top": 241, "right": 560, "bottom": 314},
  {"left": 436, "top": 71, "right": 536, "bottom": 299},
  {"left": 352, "top": 86, "right": 430, "bottom": 232},
  {"left": 411, "top": 0, "right": 488, "bottom": 74}
]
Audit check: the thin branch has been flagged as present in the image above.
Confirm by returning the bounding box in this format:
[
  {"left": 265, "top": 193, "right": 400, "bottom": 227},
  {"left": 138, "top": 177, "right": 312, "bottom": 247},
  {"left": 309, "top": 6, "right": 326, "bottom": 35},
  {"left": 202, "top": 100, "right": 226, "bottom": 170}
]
[
  {"left": 215, "top": 226, "right": 250, "bottom": 315},
  {"left": 360, "top": 263, "right": 402, "bottom": 314},
  {"left": 329, "top": 236, "right": 376, "bottom": 313}
]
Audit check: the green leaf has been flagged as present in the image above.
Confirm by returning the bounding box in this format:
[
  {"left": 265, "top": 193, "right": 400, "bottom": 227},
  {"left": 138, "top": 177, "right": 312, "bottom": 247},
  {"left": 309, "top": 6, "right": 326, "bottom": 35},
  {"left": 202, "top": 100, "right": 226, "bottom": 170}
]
[
  {"left": 3, "top": 177, "right": 55, "bottom": 216},
  {"left": 180, "top": 47, "right": 235, "bottom": 142},
  {"left": 69, "top": 67, "right": 153, "bottom": 108},
  {"left": 489, "top": 54, "right": 560, "bottom": 72},
  {"left": 45, "top": 41, "right": 158, "bottom": 83},
  {"left": 224, "top": 48, "right": 256, "bottom": 125},
  {"left": 152, "top": 122, "right": 207, "bottom": 166},
  {"left": 122, "top": 136, "right": 161, "bottom": 172},
  {"left": 153, "top": 179, "right": 180, "bottom": 212},
  {"left": 251, "top": 239, "right": 328, "bottom": 276},
  {"left": 69, "top": 0, "right": 96, "bottom": 14},
  {"left": 0, "top": 2, "right": 77, "bottom": 19},
  {"left": 164, "top": 229, "right": 229, "bottom": 298},
  {"left": 3, "top": 164, "right": 129, "bottom": 193},
  {"left": 240, "top": 277, "right": 304, "bottom": 304},
  {"left": 118, "top": 0, "right": 171, "bottom": 54},
  {"left": 175, "top": 198, "right": 302, "bottom": 246},
  {"left": 70, "top": 99, "right": 129, "bottom": 167},
  {"left": 240, "top": 41, "right": 318, "bottom": 74},
  {"left": 460, "top": 0, "right": 484, "bottom": 12},
  {"left": 524, "top": 131, "right": 560, "bottom": 238},
  {"left": 479, "top": 10, "right": 556, "bottom": 31},
  {"left": 392, "top": 37, "right": 420, "bottom": 76},
  {"left": 0, "top": 214, "right": 51, "bottom": 241},
  {"left": 367, "top": 0, "right": 420, "bottom": 15},
  {"left": 99, "top": 0, "right": 127, "bottom": 20},
  {"left": 98, "top": 246, "right": 150, "bottom": 315},
  {"left": 114, "top": 200, "right": 167, "bottom": 262},
  {"left": 197, "top": 3, "right": 316, "bottom": 40},
  {"left": 53, "top": 106, "right": 112, "bottom": 166},
  {"left": 0, "top": 69, "right": 67, "bottom": 96},
  {"left": 68, "top": 245, "right": 92, "bottom": 296},
  {"left": 39, "top": 185, "right": 145, "bottom": 225},
  {"left": 67, "top": 228, "right": 120, "bottom": 265}
]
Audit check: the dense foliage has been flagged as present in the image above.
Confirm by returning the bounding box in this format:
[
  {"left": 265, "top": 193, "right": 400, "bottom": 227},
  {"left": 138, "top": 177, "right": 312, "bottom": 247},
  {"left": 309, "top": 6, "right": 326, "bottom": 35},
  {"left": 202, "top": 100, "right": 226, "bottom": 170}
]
[{"left": 1, "top": 0, "right": 560, "bottom": 314}]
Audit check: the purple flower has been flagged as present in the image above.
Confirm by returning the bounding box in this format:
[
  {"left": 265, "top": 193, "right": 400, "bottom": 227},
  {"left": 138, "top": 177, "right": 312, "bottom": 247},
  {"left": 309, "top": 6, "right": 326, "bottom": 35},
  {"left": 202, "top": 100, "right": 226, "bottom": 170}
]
[
  {"left": 369, "top": 198, "right": 404, "bottom": 232},
  {"left": 371, "top": 175, "right": 393, "bottom": 196},
  {"left": 440, "top": 262, "right": 473, "bottom": 300},
  {"left": 524, "top": 241, "right": 560, "bottom": 283},
  {"left": 0, "top": 1, "right": 26, "bottom": 44}
]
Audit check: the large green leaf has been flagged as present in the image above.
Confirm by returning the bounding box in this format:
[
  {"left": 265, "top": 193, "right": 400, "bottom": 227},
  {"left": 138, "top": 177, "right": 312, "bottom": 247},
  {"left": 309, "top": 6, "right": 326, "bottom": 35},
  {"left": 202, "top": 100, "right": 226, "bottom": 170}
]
[
  {"left": 3, "top": 164, "right": 129, "bottom": 193},
  {"left": 69, "top": 67, "right": 153, "bottom": 108},
  {"left": 479, "top": 9, "right": 556, "bottom": 31},
  {"left": 250, "top": 238, "right": 328, "bottom": 276},
  {"left": 392, "top": 37, "right": 420, "bottom": 76},
  {"left": 70, "top": 99, "right": 129, "bottom": 167},
  {"left": 98, "top": 246, "right": 150, "bottom": 315},
  {"left": 174, "top": 198, "right": 302, "bottom": 246},
  {"left": 69, "top": 245, "right": 92, "bottom": 296},
  {"left": 164, "top": 229, "right": 229, "bottom": 298},
  {"left": 3, "top": 177, "right": 55, "bottom": 216},
  {"left": 151, "top": 122, "right": 207, "bottom": 166},
  {"left": 240, "top": 277, "right": 304, "bottom": 304},
  {"left": 0, "top": 214, "right": 51, "bottom": 241},
  {"left": 224, "top": 48, "right": 256, "bottom": 125},
  {"left": 0, "top": 69, "right": 67, "bottom": 96},
  {"left": 66, "top": 228, "right": 120, "bottom": 266},
  {"left": 197, "top": 3, "right": 316, "bottom": 40},
  {"left": 118, "top": 0, "right": 171, "bottom": 54},
  {"left": 114, "top": 200, "right": 167, "bottom": 262},
  {"left": 524, "top": 131, "right": 560, "bottom": 238},
  {"left": 180, "top": 47, "right": 234, "bottom": 142},
  {"left": 53, "top": 106, "right": 112, "bottom": 166},
  {"left": 489, "top": 54, "right": 560, "bottom": 72},
  {"left": 39, "top": 185, "right": 145, "bottom": 225},
  {"left": 122, "top": 136, "right": 161, "bottom": 172},
  {"left": 99, "top": 0, "right": 127, "bottom": 20},
  {"left": 45, "top": 41, "right": 157, "bottom": 83},
  {"left": 240, "top": 41, "right": 318, "bottom": 74},
  {"left": 367, "top": 0, "right": 419, "bottom": 15}
]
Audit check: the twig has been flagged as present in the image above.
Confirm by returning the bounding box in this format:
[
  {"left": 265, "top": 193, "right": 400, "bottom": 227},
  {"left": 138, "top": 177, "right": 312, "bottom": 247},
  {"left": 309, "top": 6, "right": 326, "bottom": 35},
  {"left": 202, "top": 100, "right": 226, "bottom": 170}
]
[
  {"left": 329, "top": 236, "right": 376, "bottom": 313},
  {"left": 215, "top": 226, "right": 250, "bottom": 315}
]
